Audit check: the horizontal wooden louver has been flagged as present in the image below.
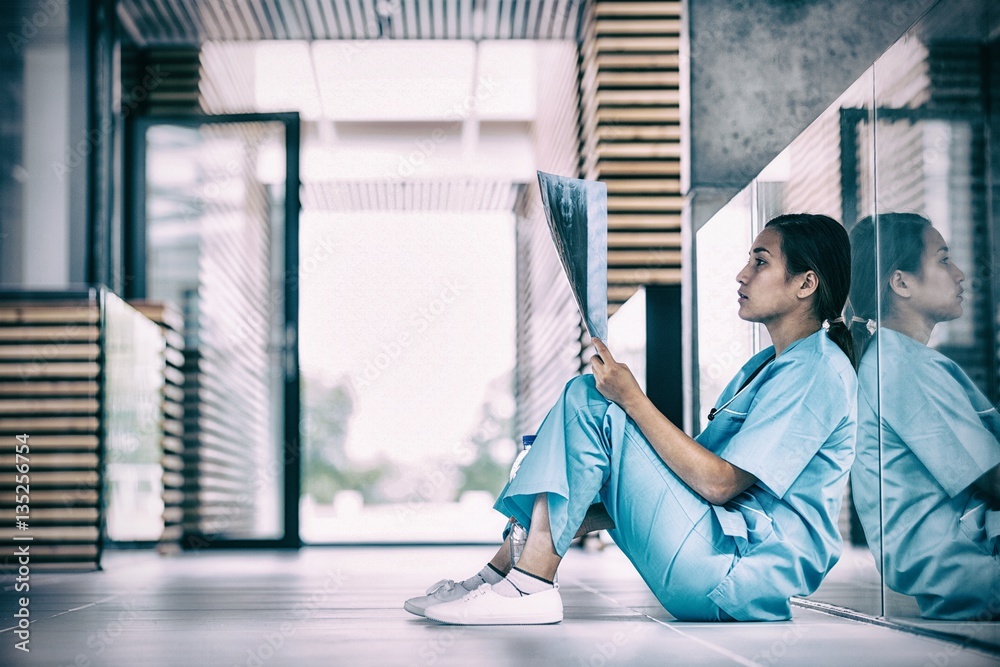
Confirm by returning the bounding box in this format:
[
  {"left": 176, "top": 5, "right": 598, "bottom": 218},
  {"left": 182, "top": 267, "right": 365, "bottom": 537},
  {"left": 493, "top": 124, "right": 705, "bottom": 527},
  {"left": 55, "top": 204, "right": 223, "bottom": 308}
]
[
  {"left": 578, "top": 0, "right": 683, "bottom": 314},
  {"left": 121, "top": 47, "right": 201, "bottom": 116},
  {"left": 0, "top": 300, "right": 102, "bottom": 570},
  {"left": 129, "top": 301, "right": 186, "bottom": 554}
]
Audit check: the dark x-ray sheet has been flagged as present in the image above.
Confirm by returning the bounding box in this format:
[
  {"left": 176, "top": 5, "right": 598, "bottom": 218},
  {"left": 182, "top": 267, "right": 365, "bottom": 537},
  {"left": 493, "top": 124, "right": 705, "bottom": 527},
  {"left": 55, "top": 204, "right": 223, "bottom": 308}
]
[{"left": 536, "top": 170, "right": 608, "bottom": 341}]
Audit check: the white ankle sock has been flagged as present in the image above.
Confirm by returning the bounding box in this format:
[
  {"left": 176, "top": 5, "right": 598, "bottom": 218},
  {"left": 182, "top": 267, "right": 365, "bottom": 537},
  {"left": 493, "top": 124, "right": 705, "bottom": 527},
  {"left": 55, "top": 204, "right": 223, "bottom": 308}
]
[
  {"left": 461, "top": 564, "right": 504, "bottom": 591},
  {"left": 490, "top": 566, "right": 554, "bottom": 598}
]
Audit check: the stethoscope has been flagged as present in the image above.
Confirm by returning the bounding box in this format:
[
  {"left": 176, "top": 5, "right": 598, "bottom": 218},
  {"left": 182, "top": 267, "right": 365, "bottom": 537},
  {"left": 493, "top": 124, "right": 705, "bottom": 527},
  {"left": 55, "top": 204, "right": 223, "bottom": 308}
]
[{"left": 707, "top": 354, "right": 776, "bottom": 421}]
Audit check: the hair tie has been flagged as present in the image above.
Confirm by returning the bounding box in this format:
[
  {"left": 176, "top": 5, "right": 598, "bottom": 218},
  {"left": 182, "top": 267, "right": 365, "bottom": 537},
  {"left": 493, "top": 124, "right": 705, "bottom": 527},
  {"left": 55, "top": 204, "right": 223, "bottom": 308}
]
[
  {"left": 846, "top": 315, "right": 877, "bottom": 335},
  {"left": 822, "top": 316, "right": 846, "bottom": 330}
]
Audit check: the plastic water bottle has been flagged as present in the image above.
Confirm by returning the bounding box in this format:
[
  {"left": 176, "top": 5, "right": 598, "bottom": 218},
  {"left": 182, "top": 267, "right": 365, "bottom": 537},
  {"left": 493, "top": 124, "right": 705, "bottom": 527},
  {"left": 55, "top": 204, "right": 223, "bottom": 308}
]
[
  {"left": 508, "top": 435, "right": 535, "bottom": 565},
  {"left": 508, "top": 434, "right": 535, "bottom": 481}
]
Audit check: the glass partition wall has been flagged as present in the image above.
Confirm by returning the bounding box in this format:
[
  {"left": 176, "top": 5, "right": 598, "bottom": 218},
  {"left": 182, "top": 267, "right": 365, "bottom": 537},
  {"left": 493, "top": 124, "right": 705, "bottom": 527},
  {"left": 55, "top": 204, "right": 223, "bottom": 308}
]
[{"left": 694, "top": 0, "right": 998, "bottom": 645}]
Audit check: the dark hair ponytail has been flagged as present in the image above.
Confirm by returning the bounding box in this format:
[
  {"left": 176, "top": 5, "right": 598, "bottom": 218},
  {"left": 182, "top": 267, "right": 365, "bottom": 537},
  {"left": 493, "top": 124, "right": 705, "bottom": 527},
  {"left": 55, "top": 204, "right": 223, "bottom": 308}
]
[
  {"left": 847, "top": 213, "right": 931, "bottom": 366},
  {"left": 765, "top": 213, "right": 855, "bottom": 366}
]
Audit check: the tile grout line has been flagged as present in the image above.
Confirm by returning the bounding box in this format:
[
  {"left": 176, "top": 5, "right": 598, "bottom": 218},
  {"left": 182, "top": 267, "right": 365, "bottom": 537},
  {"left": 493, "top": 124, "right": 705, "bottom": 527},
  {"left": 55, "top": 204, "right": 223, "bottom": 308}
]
[
  {"left": 570, "top": 579, "right": 764, "bottom": 667},
  {"left": 0, "top": 594, "right": 120, "bottom": 634}
]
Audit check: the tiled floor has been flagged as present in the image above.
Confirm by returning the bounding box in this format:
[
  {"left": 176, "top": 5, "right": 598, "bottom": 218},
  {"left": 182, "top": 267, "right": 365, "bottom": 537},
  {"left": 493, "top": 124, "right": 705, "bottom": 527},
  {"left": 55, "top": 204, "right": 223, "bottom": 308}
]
[{"left": 1, "top": 546, "right": 998, "bottom": 666}]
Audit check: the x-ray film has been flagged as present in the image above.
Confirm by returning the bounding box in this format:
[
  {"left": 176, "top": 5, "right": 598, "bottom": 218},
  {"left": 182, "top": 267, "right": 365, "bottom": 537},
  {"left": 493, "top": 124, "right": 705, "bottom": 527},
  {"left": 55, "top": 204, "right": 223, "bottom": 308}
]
[{"left": 536, "top": 170, "right": 608, "bottom": 341}]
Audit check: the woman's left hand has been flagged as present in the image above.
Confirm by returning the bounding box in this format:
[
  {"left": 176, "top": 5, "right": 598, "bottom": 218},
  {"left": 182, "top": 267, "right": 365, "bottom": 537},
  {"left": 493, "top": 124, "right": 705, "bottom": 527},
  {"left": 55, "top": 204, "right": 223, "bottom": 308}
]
[{"left": 591, "top": 338, "right": 646, "bottom": 413}]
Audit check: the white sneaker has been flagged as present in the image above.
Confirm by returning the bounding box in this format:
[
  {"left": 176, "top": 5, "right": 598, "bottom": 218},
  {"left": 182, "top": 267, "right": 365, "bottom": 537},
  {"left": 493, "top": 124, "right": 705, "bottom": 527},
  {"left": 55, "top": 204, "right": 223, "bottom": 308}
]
[
  {"left": 424, "top": 584, "right": 563, "bottom": 625},
  {"left": 404, "top": 579, "right": 476, "bottom": 617}
]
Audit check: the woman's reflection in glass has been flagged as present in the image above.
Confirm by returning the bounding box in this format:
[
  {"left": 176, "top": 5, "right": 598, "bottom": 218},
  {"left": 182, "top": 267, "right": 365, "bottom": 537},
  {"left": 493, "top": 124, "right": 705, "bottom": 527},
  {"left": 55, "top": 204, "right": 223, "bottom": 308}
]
[{"left": 849, "top": 213, "right": 1000, "bottom": 620}]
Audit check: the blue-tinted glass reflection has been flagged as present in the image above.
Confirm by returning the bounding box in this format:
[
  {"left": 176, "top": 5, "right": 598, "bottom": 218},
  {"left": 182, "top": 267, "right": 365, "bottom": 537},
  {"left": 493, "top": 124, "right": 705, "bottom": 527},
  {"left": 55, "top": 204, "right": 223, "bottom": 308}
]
[{"left": 850, "top": 214, "right": 1000, "bottom": 620}]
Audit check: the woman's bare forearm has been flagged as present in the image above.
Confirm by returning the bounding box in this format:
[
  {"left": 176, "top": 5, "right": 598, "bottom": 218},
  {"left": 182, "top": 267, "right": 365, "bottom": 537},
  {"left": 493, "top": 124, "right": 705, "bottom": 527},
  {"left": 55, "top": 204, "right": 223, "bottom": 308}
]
[{"left": 625, "top": 394, "right": 756, "bottom": 505}]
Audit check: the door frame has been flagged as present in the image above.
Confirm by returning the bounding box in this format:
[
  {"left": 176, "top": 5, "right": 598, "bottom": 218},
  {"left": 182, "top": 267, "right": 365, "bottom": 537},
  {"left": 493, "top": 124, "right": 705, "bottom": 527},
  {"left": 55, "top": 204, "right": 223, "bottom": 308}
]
[{"left": 124, "top": 112, "right": 301, "bottom": 549}]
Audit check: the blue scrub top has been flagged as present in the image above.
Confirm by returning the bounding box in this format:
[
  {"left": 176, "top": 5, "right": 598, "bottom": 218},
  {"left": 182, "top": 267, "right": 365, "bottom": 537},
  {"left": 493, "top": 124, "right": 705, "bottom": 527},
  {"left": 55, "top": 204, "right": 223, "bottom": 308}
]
[
  {"left": 696, "top": 329, "right": 858, "bottom": 621},
  {"left": 852, "top": 328, "right": 1000, "bottom": 619}
]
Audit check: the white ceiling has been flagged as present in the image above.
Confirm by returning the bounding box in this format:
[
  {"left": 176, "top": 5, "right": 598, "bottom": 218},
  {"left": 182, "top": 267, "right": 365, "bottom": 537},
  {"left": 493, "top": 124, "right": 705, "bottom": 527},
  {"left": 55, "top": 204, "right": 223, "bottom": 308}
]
[{"left": 200, "top": 40, "right": 560, "bottom": 212}]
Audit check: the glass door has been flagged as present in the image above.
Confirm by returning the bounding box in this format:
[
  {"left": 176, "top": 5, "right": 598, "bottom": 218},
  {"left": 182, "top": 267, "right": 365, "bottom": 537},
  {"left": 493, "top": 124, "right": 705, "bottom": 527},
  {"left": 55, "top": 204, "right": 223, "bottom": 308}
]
[{"left": 126, "top": 113, "right": 300, "bottom": 547}]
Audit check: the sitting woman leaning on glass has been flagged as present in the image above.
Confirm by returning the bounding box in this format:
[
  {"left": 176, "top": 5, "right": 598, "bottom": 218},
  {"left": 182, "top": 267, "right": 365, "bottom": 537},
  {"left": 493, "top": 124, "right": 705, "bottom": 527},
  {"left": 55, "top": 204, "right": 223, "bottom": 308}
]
[
  {"left": 849, "top": 213, "right": 1000, "bottom": 620},
  {"left": 405, "top": 213, "right": 859, "bottom": 624}
]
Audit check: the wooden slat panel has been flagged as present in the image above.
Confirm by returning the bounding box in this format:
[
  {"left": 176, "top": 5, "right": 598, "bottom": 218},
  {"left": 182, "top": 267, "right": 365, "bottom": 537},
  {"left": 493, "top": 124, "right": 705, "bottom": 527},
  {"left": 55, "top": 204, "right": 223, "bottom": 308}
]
[
  {"left": 596, "top": 70, "right": 681, "bottom": 87},
  {"left": 595, "top": 90, "right": 680, "bottom": 106},
  {"left": 596, "top": 143, "right": 683, "bottom": 159},
  {"left": 605, "top": 178, "right": 681, "bottom": 195},
  {"left": 18, "top": 489, "right": 98, "bottom": 504},
  {"left": 162, "top": 454, "right": 184, "bottom": 471},
  {"left": 592, "top": 108, "right": 681, "bottom": 125},
  {"left": 594, "top": 19, "right": 680, "bottom": 34},
  {"left": 0, "top": 453, "right": 99, "bottom": 469},
  {"left": 162, "top": 435, "right": 184, "bottom": 454},
  {"left": 163, "top": 400, "right": 184, "bottom": 419},
  {"left": 579, "top": 0, "right": 683, "bottom": 308},
  {"left": 592, "top": 36, "right": 680, "bottom": 51},
  {"left": 132, "top": 300, "right": 186, "bottom": 553},
  {"left": 607, "top": 195, "right": 683, "bottom": 211},
  {"left": 0, "top": 507, "right": 99, "bottom": 522},
  {"left": 163, "top": 383, "right": 184, "bottom": 403},
  {"left": 0, "top": 470, "right": 99, "bottom": 486},
  {"left": 595, "top": 53, "right": 680, "bottom": 69},
  {"left": 608, "top": 250, "right": 683, "bottom": 265},
  {"left": 163, "top": 507, "right": 184, "bottom": 523},
  {"left": 608, "top": 268, "right": 683, "bottom": 283},
  {"left": 0, "top": 526, "right": 99, "bottom": 540},
  {"left": 0, "top": 306, "right": 98, "bottom": 323},
  {"left": 608, "top": 231, "right": 682, "bottom": 247},
  {"left": 0, "top": 398, "right": 100, "bottom": 414},
  {"left": 595, "top": 126, "right": 681, "bottom": 142},
  {"left": 0, "top": 381, "right": 98, "bottom": 396},
  {"left": 0, "top": 434, "right": 99, "bottom": 449},
  {"left": 609, "top": 213, "right": 681, "bottom": 229},
  {"left": 595, "top": 160, "right": 681, "bottom": 176},
  {"left": 20, "top": 544, "right": 99, "bottom": 557},
  {"left": 0, "top": 416, "right": 99, "bottom": 431},
  {"left": 608, "top": 286, "right": 641, "bottom": 302},
  {"left": 593, "top": 2, "right": 678, "bottom": 17},
  {"left": 0, "top": 326, "right": 99, "bottom": 342},
  {"left": 0, "top": 362, "right": 100, "bottom": 379}
]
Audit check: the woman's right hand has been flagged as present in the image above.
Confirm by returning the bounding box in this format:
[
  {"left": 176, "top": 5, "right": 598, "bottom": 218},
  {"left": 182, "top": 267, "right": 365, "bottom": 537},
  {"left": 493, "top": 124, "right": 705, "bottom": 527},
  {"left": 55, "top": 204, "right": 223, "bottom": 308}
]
[{"left": 591, "top": 338, "right": 646, "bottom": 414}]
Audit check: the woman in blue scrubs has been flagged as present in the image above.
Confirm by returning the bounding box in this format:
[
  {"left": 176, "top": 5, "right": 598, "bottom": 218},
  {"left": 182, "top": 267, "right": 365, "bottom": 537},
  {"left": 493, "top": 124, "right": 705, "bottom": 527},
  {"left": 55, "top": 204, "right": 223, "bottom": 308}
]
[
  {"left": 406, "top": 213, "right": 858, "bottom": 624},
  {"left": 849, "top": 213, "right": 1000, "bottom": 620}
]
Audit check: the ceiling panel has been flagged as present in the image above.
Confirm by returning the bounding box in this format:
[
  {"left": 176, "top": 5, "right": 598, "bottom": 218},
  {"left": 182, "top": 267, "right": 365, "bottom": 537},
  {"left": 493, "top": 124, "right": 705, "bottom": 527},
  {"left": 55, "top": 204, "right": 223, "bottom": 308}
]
[
  {"left": 118, "top": 0, "right": 585, "bottom": 44},
  {"left": 302, "top": 179, "right": 522, "bottom": 211}
]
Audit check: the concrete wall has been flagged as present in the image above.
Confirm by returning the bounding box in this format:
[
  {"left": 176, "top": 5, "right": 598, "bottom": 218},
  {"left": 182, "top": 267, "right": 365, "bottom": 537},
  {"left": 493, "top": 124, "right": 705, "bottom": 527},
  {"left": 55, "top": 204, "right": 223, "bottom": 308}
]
[{"left": 684, "top": 0, "right": 938, "bottom": 228}]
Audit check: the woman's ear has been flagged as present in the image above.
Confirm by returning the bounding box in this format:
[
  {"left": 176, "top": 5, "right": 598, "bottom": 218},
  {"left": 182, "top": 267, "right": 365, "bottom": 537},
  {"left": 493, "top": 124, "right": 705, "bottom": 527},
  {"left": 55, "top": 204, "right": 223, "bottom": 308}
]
[
  {"left": 888, "top": 270, "right": 911, "bottom": 299},
  {"left": 796, "top": 270, "right": 819, "bottom": 299}
]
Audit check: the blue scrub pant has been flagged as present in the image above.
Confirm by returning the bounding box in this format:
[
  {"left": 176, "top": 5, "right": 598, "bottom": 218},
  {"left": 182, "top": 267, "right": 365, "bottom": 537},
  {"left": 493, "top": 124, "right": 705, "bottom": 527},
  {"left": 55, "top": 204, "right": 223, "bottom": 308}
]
[{"left": 494, "top": 375, "right": 737, "bottom": 621}]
